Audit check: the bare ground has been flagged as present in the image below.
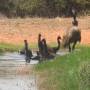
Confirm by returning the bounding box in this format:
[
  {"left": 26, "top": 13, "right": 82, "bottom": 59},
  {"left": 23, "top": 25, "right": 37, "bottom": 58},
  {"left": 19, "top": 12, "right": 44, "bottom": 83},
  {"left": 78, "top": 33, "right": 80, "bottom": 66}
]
[{"left": 0, "top": 16, "right": 90, "bottom": 45}]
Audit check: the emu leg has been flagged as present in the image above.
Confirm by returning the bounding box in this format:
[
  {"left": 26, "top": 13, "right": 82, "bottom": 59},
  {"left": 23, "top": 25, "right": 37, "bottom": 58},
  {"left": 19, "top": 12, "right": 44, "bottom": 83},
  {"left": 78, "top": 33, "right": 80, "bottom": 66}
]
[
  {"left": 69, "top": 44, "right": 71, "bottom": 52},
  {"left": 72, "top": 42, "right": 77, "bottom": 51}
]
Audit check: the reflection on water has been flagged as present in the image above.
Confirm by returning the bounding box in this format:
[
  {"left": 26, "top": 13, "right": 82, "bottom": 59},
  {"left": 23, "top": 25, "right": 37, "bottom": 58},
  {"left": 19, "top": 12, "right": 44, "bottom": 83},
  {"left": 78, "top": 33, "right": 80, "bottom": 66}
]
[
  {"left": 0, "top": 52, "right": 38, "bottom": 90},
  {"left": 0, "top": 52, "right": 39, "bottom": 64}
]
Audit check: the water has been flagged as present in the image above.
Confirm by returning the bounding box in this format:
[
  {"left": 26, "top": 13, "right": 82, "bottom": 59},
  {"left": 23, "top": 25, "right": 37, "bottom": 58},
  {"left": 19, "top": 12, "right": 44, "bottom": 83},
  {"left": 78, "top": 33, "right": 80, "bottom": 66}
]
[
  {"left": 0, "top": 52, "right": 38, "bottom": 90},
  {"left": 0, "top": 50, "right": 69, "bottom": 90},
  {"left": 0, "top": 75, "right": 37, "bottom": 90},
  {"left": 56, "top": 50, "right": 69, "bottom": 56},
  {"left": 0, "top": 52, "right": 39, "bottom": 64}
]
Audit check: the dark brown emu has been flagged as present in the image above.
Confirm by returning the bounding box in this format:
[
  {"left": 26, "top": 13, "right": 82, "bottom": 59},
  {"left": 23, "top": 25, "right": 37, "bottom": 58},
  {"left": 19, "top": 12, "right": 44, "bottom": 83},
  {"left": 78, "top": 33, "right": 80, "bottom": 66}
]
[
  {"left": 42, "top": 39, "right": 49, "bottom": 58},
  {"left": 19, "top": 40, "right": 32, "bottom": 62},
  {"left": 47, "top": 36, "right": 61, "bottom": 54},
  {"left": 62, "top": 9, "right": 81, "bottom": 52},
  {"left": 24, "top": 40, "right": 32, "bottom": 63},
  {"left": 41, "top": 38, "right": 54, "bottom": 59},
  {"left": 19, "top": 40, "right": 32, "bottom": 55},
  {"left": 72, "top": 8, "right": 77, "bottom": 21},
  {"left": 62, "top": 21, "right": 81, "bottom": 52},
  {"left": 38, "top": 33, "right": 44, "bottom": 57}
]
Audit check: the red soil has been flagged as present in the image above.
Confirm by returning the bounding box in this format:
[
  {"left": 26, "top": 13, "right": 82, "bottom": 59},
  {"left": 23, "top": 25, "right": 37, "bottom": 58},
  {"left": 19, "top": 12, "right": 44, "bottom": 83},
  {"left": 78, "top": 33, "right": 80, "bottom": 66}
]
[{"left": 0, "top": 17, "right": 90, "bottom": 45}]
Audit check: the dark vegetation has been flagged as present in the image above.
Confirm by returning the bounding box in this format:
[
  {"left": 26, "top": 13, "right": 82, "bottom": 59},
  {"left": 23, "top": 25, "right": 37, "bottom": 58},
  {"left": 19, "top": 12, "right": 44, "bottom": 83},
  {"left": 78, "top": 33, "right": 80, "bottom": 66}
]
[{"left": 0, "top": 0, "right": 90, "bottom": 18}]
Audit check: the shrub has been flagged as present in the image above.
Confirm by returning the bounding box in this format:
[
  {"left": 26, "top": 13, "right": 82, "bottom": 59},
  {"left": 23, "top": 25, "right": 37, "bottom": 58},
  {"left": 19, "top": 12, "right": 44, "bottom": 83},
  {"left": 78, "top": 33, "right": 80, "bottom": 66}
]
[{"left": 0, "top": 0, "right": 90, "bottom": 17}]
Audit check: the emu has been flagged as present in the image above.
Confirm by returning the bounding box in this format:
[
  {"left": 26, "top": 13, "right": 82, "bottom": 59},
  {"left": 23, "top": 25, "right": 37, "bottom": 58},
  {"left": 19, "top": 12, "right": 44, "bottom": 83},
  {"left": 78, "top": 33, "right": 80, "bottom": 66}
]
[
  {"left": 19, "top": 40, "right": 32, "bottom": 55},
  {"left": 42, "top": 39, "right": 54, "bottom": 59},
  {"left": 19, "top": 40, "right": 32, "bottom": 62},
  {"left": 38, "top": 33, "right": 44, "bottom": 57},
  {"left": 62, "top": 21, "right": 81, "bottom": 52},
  {"left": 72, "top": 8, "right": 77, "bottom": 21},
  {"left": 24, "top": 40, "right": 32, "bottom": 63},
  {"left": 42, "top": 39, "right": 49, "bottom": 58},
  {"left": 19, "top": 48, "right": 25, "bottom": 55},
  {"left": 47, "top": 36, "right": 61, "bottom": 54}
]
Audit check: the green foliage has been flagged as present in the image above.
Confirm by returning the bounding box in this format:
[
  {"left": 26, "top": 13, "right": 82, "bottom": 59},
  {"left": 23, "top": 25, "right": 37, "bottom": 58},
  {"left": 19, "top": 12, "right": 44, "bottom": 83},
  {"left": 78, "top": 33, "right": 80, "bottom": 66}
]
[
  {"left": 35, "top": 46, "right": 90, "bottom": 90},
  {"left": 0, "top": 42, "right": 38, "bottom": 53},
  {"left": 0, "top": 0, "right": 90, "bottom": 17}
]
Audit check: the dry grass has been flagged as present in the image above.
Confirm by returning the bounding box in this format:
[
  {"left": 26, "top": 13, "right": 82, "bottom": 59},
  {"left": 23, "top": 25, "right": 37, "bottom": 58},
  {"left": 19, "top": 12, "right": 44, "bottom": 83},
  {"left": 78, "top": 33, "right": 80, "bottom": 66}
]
[{"left": 0, "top": 16, "right": 90, "bottom": 45}]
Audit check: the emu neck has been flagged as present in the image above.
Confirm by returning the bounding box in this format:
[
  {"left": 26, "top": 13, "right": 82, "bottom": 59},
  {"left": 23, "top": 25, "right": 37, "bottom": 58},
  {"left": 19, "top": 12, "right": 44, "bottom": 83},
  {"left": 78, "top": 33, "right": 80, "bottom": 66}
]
[
  {"left": 25, "top": 43, "right": 28, "bottom": 51},
  {"left": 56, "top": 39, "right": 60, "bottom": 50},
  {"left": 38, "top": 36, "right": 41, "bottom": 43}
]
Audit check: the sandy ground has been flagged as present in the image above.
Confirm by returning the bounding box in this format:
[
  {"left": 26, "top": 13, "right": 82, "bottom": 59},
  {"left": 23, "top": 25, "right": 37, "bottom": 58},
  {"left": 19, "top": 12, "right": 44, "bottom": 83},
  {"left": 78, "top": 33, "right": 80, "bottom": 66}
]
[{"left": 0, "top": 16, "right": 90, "bottom": 45}]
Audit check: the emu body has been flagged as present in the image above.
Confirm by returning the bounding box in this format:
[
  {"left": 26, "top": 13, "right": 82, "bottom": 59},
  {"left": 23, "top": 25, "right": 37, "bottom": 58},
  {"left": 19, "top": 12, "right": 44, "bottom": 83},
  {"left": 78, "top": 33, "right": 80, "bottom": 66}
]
[
  {"left": 47, "top": 36, "right": 61, "bottom": 54},
  {"left": 42, "top": 39, "right": 54, "bottom": 59},
  {"left": 19, "top": 40, "right": 32, "bottom": 62},
  {"left": 38, "top": 34, "right": 44, "bottom": 57},
  {"left": 63, "top": 26, "right": 81, "bottom": 52}
]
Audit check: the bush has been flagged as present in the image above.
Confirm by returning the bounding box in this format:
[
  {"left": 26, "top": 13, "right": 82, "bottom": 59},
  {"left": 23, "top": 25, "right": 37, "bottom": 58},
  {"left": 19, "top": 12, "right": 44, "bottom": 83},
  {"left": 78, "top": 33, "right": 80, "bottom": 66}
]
[{"left": 0, "top": 0, "right": 90, "bottom": 17}]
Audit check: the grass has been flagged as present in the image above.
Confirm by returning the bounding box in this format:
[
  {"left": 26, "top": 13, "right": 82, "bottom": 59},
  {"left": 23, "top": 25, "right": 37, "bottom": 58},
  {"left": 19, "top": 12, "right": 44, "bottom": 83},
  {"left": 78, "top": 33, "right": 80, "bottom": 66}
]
[
  {"left": 0, "top": 42, "right": 61, "bottom": 53},
  {"left": 35, "top": 46, "right": 90, "bottom": 90},
  {"left": 0, "top": 42, "right": 38, "bottom": 53},
  {"left": 0, "top": 43, "right": 21, "bottom": 53}
]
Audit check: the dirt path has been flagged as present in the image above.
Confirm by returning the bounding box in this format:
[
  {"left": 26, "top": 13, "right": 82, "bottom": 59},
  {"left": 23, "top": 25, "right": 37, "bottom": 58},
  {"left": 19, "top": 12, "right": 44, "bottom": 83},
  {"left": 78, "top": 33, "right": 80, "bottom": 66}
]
[{"left": 0, "top": 16, "right": 90, "bottom": 45}]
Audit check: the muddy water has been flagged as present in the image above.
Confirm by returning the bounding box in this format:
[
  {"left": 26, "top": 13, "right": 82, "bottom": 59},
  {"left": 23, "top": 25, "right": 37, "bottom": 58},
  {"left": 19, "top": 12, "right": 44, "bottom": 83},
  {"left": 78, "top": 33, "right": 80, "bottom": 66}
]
[
  {"left": 0, "top": 52, "right": 39, "bottom": 64},
  {"left": 0, "top": 76, "right": 37, "bottom": 90},
  {"left": 0, "top": 52, "right": 38, "bottom": 90}
]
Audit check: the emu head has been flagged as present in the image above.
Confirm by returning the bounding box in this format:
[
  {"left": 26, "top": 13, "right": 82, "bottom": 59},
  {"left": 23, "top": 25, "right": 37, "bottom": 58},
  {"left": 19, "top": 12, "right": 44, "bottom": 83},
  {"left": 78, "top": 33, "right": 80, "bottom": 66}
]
[
  {"left": 39, "top": 33, "right": 41, "bottom": 38},
  {"left": 24, "top": 40, "right": 28, "bottom": 45},
  {"left": 57, "top": 36, "right": 61, "bottom": 40}
]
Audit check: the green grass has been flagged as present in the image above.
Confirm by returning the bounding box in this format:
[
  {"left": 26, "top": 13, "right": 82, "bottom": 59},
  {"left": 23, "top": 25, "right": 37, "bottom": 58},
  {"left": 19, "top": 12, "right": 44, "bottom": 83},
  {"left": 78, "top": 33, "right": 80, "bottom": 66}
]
[
  {"left": 35, "top": 46, "right": 90, "bottom": 90},
  {"left": 0, "top": 43, "right": 21, "bottom": 53},
  {"left": 0, "top": 42, "right": 40, "bottom": 53},
  {"left": 0, "top": 42, "right": 61, "bottom": 53}
]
